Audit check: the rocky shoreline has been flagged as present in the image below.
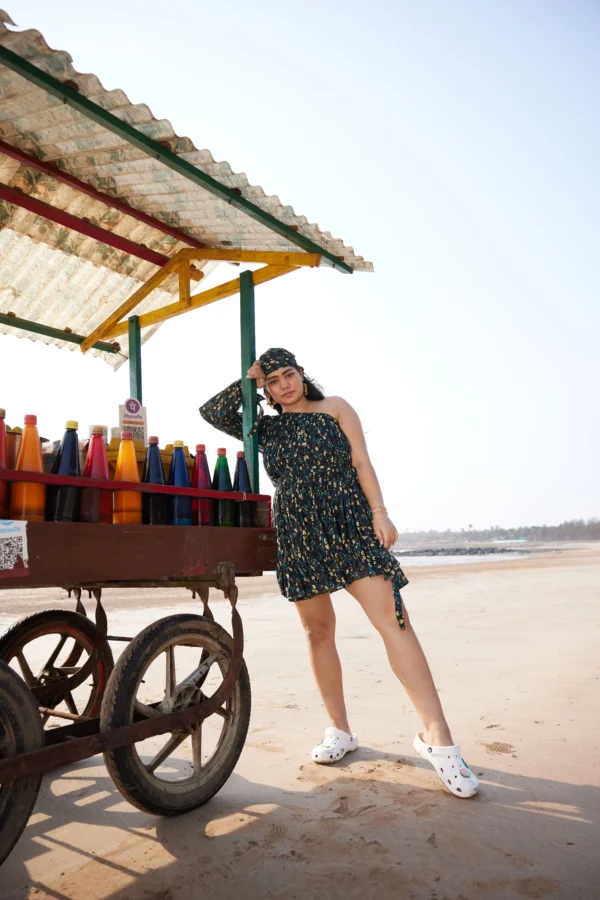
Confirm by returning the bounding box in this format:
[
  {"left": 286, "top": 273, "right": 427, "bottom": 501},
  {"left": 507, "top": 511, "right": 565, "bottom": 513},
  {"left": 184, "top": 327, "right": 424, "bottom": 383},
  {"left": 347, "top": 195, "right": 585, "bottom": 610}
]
[{"left": 392, "top": 545, "right": 531, "bottom": 557}]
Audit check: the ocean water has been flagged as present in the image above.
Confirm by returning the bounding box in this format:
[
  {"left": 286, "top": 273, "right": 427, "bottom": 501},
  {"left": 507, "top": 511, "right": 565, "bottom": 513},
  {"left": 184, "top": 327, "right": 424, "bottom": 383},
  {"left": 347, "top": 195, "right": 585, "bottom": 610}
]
[{"left": 394, "top": 553, "right": 528, "bottom": 568}]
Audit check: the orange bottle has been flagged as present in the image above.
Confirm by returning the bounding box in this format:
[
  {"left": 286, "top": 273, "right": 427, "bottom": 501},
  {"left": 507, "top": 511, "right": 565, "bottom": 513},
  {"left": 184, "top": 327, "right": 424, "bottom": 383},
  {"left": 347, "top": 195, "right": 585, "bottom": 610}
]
[
  {"left": 10, "top": 415, "right": 46, "bottom": 522},
  {"left": 113, "top": 430, "right": 142, "bottom": 525}
]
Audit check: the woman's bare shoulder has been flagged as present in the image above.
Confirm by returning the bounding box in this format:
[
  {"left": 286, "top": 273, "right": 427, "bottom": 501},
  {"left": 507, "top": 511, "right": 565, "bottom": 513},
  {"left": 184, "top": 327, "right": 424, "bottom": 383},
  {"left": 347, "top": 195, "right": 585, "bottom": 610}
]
[{"left": 312, "top": 396, "right": 353, "bottom": 420}]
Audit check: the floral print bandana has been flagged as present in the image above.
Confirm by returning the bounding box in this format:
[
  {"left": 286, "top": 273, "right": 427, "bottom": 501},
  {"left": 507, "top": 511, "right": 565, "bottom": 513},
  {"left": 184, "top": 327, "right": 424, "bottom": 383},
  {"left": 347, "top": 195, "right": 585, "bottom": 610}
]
[{"left": 259, "top": 348, "right": 298, "bottom": 376}]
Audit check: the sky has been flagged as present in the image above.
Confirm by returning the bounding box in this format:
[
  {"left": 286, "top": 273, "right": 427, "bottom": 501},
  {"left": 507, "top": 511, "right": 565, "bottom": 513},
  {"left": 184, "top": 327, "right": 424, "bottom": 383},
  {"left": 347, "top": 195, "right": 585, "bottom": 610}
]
[{"left": 1, "top": 0, "right": 598, "bottom": 531}]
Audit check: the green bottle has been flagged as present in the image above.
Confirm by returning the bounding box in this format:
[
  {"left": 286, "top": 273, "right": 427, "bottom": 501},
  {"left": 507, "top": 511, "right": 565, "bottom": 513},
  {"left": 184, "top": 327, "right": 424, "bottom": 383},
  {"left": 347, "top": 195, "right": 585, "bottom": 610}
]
[{"left": 212, "top": 448, "right": 234, "bottom": 527}]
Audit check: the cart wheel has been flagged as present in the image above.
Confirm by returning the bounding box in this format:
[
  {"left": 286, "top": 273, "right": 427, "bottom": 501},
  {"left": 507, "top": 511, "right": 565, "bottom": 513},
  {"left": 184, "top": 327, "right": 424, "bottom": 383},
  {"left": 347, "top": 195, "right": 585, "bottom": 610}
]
[
  {"left": 0, "top": 611, "right": 114, "bottom": 723},
  {"left": 0, "top": 660, "right": 44, "bottom": 866},
  {"left": 100, "top": 614, "right": 250, "bottom": 816}
]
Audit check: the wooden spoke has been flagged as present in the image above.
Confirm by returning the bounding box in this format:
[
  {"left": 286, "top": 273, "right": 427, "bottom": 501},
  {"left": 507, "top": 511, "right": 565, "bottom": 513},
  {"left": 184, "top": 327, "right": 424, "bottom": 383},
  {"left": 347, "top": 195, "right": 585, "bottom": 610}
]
[
  {"left": 191, "top": 724, "right": 202, "bottom": 770},
  {"left": 145, "top": 733, "right": 187, "bottom": 774},
  {"left": 43, "top": 634, "right": 68, "bottom": 671},
  {"left": 134, "top": 700, "right": 161, "bottom": 719},
  {"left": 165, "top": 646, "right": 176, "bottom": 702},
  {"left": 64, "top": 693, "right": 78, "bottom": 716},
  {"left": 15, "top": 652, "right": 36, "bottom": 687}
]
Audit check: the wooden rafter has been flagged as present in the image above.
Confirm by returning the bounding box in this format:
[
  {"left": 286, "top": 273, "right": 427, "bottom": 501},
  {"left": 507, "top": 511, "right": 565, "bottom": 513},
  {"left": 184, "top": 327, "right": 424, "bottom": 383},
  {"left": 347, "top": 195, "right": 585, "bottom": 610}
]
[
  {"left": 104, "top": 265, "right": 298, "bottom": 339},
  {"left": 80, "top": 248, "right": 319, "bottom": 352}
]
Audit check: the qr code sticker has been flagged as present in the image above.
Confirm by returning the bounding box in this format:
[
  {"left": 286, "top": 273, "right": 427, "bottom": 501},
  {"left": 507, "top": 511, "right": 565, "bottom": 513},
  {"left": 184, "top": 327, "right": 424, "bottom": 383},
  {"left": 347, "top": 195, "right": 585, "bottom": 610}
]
[
  {"left": 0, "top": 535, "right": 26, "bottom": 571},
  {"left": 129, "top": 426, "right": 146, "bottom": 442}
]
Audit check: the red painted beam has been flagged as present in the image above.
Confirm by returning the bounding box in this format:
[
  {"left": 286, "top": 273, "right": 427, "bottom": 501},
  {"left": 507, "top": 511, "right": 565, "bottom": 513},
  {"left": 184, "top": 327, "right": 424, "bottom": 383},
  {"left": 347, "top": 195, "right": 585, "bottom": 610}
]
[
  {"left": 0, "top": 468, "right": 272, "bottom": 503},
  {"left": 0, "top": 184, "right": 171, "bottom": 267},
  {"left": 0, "top": 139, "right": 207, "bottom": 250}
]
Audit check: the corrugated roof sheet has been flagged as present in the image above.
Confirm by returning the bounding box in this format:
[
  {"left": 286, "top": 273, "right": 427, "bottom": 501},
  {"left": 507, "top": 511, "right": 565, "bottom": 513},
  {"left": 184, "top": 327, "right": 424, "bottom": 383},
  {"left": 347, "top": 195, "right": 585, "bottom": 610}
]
[{"left": 0, "top": 11, "right": 372, "bottom": 368}]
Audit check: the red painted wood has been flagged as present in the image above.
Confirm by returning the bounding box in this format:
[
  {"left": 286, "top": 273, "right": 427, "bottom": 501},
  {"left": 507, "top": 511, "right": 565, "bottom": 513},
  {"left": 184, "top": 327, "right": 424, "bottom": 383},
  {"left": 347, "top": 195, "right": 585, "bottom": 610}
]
[
  {"left": 0, "top": 139, "right": 207, "bottom": 250},
  {"left": 0, "top": 522, "right": 278, "bottom": 588},
  {"left": 0, "top": 468, "right": 271, "bottom": 503},
  {"left": 0, "top": 184, "right": 170, "bottom": 267}
]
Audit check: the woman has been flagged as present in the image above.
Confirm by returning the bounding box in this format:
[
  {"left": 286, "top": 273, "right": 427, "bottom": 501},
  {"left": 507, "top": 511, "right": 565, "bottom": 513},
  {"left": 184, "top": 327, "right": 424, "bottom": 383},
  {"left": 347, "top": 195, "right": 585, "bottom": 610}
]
[{"left": 200, "top": 348, "right": 478, "bottom": 798}]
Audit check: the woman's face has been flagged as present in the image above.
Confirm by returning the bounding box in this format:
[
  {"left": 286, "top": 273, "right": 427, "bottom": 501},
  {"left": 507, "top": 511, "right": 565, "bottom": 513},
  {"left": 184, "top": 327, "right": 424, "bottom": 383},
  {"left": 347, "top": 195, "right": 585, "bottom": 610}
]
[{"left": 265, "top": 366, "right": 304, "bottom": 406}]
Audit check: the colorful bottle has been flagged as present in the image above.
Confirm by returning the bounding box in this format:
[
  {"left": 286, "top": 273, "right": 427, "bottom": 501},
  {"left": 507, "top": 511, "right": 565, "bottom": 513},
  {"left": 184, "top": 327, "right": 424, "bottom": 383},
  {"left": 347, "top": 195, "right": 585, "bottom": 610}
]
[
  {"left": 80, "top": 425, "right": 112, "bottom": 524},
  {"left": 113, "top": 430, "right": 142, "bottom": 525},
  {"left": 10, "top": 415, "right": 45, "bottom": 522},
  {"left": 48, "top": 421, "right": 81, "bottom": 522},
  {"left": 168, "top": 441, "right": 192, "bottom": 526},
  {"left": 0, "top": 409, "right": 6, "bottom": 512},
  {"left": 191, "top": 444, "right": 215, "bottom": 526},
  {"left": 143, "top": 436, "right": 168, "bottom": 525},
  {"left": 212, "top": 447, "right": 234, "bottom": 527},
  {"left": 233, "top": 450, "right": 253, "bottom": 528}
]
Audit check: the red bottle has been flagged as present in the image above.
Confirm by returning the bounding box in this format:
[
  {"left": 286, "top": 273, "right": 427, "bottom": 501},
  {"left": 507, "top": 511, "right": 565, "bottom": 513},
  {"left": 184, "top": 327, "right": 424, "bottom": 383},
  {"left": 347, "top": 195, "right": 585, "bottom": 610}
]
[
  {"left": 80, "top": 425, "right": 112, "bottom": 524},
  {"left": 191, "top": 444, "right": 215, "bottom": 526}
]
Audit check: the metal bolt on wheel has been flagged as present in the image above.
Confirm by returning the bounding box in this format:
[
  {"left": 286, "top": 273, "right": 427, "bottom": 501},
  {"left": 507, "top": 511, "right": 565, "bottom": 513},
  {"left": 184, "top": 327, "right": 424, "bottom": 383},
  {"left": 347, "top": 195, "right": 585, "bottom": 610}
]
[
  {"left": 0, "top": 661, "right": 44, "bottom": 867},
  {"left": 100, "top": 613, "right": 251, "bottom": 815}
]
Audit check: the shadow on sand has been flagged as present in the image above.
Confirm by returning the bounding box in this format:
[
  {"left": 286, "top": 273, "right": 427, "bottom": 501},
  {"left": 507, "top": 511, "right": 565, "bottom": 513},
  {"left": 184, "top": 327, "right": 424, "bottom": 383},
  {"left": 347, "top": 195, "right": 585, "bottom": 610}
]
[{"left": 2, "top": 744, "right": 598, "bottom": 900}]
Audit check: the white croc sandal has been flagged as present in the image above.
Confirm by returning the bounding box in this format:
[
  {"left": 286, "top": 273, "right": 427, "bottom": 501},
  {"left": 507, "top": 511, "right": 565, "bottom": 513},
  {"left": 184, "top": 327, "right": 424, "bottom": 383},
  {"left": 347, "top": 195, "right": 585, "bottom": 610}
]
[
  {"left": 413, "top": 733, "right": 479, "bottom": 798},
  {"left": 312, "top": 727, "right": 358, "bottom": 764}
]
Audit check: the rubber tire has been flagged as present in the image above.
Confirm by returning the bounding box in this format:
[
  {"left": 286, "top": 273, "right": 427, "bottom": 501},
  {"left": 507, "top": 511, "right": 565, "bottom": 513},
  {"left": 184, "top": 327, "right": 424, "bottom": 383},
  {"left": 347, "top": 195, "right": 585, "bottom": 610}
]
[
  {"left": 100, "top": 614, "right": 251, "bottom": 816},
  {"left": 0, "top": 660, "right": 44, "bottom": 867},
  {"left": 0, "top": 610, "right": 115, "bottom": 718}
]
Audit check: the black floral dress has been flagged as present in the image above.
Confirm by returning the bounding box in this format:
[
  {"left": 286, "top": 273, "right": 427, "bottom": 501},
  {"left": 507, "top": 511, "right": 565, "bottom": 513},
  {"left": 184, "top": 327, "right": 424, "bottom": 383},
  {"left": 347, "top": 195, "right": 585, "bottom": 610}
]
[{"left": 200, "top": 381, "right": 408, "bottom": 628}]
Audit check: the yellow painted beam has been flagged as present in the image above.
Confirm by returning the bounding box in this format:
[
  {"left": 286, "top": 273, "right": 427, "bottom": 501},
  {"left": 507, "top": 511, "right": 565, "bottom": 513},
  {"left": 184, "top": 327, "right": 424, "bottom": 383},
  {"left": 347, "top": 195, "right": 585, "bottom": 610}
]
[
  {"left": 180, "top": 248, "right": 321, "bottom": 267},
  {"left": 79, "top": 254, "right": 196, "bottom": 352},
  {"left": 179, "top": 258, "right": 191, "bottom": 308},
  {"left": 79, "top": 246, "right": 315, "bottom": 353},
  {"left": 105, "top": 265, "right": 298, "bottom": 338}
]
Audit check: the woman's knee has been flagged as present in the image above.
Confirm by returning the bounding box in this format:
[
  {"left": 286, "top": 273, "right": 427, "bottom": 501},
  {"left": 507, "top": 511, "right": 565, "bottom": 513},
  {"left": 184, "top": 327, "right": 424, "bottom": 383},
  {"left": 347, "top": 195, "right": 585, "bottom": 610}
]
[
  {"left": 297, "top": 598, "right": 336, "bottom": 645},
  {"left": 303, "top": 617, "right": 336, "bottom": 645}
]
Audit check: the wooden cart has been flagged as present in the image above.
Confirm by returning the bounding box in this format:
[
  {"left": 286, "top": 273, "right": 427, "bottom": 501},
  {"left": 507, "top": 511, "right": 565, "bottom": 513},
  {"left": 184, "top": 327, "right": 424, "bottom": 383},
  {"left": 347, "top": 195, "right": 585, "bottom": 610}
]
[{"left": 0, "top": 13, "right": 370, "bottom": 868}]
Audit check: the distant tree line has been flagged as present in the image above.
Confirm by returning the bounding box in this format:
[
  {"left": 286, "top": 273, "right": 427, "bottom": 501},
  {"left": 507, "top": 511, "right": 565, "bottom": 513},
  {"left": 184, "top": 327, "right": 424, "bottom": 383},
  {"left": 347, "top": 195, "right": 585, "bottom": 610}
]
[{"left": 400, "top": 519, "right": 600, "bottom": 543}]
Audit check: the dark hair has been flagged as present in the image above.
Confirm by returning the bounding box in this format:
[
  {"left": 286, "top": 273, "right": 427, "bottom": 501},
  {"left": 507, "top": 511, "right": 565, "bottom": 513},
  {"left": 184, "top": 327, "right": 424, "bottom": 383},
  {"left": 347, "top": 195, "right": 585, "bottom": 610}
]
[{"left": 265, "top": 369, "right": 325, "bottom": 414}]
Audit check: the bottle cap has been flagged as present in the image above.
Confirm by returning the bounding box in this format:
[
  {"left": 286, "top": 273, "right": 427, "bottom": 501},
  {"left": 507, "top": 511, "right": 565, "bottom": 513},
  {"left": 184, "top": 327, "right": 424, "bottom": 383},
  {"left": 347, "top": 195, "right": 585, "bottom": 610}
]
[
  {"left": 196, "top": 444, "right": 205, "bottom": 453},
  {"left": 148, "top": 436, "right": 159, "bottom": 445},
  {"left": 237, "top": 450, "right": 245, "bottom": 458},
  {"left": 0, "top": 408, "right": 5, "bottom": 418},
  {"left": 24, "top": 415, "right": 37, "bottom": 425},
  {"left": 173, "top": 440, "right": 184, "bottom": 448},
  {"left": 217, "top": 447, "right": 227, "bottom": 456},
  {"left": 121, "top": 430, "right": 133, "bottom": 440},
  {"left": 66, "top": 420, "right": 78, "bottom": 430},
  {"left": 91, "top": 425, "right": 106, "bottom": 435}
]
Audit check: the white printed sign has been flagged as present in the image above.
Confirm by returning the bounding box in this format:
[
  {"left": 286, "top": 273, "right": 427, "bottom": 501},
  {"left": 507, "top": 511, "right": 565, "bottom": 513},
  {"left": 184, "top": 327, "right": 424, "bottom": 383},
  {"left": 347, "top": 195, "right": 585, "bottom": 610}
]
[
  {"left": 119, "top": 397, "right": 147, "bottom": 444},
  {"left": 0, "top": 520, "right": 29, "bottom": 579}
]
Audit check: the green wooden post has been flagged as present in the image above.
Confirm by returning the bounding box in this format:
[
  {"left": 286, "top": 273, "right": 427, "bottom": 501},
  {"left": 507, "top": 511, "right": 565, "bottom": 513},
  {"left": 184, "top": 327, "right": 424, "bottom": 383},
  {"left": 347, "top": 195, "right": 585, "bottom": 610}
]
[
  {"left": 240, "top": 270, "right": 259, "bottom": 492},
  {"left": 128, "top": 315, "right": 143, "bottom": 403}
]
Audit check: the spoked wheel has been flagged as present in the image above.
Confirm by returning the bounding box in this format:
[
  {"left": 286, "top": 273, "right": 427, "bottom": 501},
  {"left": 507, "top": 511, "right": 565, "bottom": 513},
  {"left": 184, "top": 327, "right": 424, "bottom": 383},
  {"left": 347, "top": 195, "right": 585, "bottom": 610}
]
[
  {"left": 0, "top": 660, "right": 44, "bottom": 866},
  {"left": 0, "top": 611, "right": 114, "bottom": 724},
  {"left": 100, "top": 613, "right": 250, "bottom": 815}
]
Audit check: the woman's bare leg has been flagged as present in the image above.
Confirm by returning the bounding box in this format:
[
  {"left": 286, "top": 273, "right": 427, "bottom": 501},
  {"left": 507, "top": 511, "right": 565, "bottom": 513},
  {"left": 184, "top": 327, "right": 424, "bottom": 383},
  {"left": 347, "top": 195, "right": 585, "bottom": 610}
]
[
  {"left": 345, "top": 575, "right": 453, "bottom": 747},
  {"left": 295, "top": 593, "right": 352, "bottom": 734}
]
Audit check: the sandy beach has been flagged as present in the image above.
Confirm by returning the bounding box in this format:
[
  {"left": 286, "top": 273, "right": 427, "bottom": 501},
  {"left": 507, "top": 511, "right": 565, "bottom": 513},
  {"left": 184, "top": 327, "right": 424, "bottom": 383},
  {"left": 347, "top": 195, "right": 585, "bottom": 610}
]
[{"left": 1, "top": 543, "right": 598, "bottom": 900}]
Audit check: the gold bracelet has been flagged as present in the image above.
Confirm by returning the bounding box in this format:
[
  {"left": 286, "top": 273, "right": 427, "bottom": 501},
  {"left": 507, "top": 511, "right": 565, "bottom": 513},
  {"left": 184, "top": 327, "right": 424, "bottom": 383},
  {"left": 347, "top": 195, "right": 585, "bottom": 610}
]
[{"left": 371, "top": 506, "right": 388, "bottom": 516}]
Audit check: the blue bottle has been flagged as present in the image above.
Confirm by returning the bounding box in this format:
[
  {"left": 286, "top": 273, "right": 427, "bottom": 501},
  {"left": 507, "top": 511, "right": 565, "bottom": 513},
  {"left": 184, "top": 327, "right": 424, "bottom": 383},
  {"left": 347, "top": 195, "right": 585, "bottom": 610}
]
[
  {"left": 168, "top": 441, "right": 192, "bottom": 525},
  {"left": 142, "top": 436, "right": 168, "bottom": 525},
  {"left": 48, "top": 420, "right": 81, "bottom": 522}
]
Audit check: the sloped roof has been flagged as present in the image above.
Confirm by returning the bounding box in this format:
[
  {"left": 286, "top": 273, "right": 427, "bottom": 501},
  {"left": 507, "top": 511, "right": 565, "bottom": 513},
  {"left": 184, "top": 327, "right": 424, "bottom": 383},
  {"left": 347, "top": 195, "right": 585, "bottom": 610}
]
[{"left": 0, "top": 11, "right": 372, "bottom": 368}]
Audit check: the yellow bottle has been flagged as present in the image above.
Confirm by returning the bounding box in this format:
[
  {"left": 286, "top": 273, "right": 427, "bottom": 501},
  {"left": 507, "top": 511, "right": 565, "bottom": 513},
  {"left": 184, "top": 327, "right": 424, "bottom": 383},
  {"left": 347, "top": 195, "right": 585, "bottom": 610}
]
[{"left": 113, "top": 431, "right": 142, "bottom": 525}]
